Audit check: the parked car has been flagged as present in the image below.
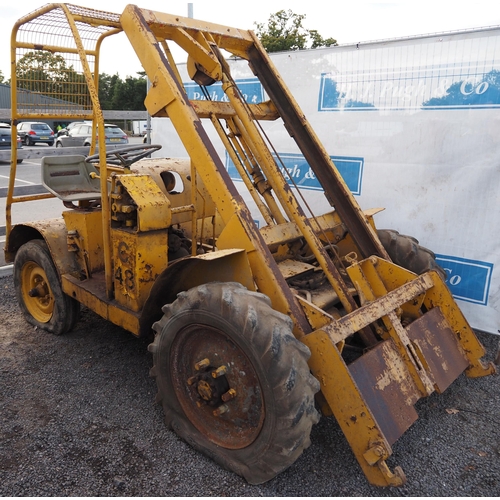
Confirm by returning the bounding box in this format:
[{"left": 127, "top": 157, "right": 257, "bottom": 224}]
[
  {"left": 56, "top": 121, "right": 85, "bottom": 137},
  {"left": 55, "top": 123, "right": 129, "bottom": 147},
  {"left": 17, "top": 122, "right": 55, "bottom": 146},
  {"left": 0, "top": 123, "right": 23, "bottom": 163}
]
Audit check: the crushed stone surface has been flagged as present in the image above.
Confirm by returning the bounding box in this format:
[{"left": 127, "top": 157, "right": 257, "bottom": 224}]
[{"left": 0, "top": 275, "right": 498, "bottom": 496}]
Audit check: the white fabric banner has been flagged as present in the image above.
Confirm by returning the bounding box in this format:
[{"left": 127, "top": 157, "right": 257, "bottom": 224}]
[{"left": 153, "top": 27, "right": 500, "bottom": 334}]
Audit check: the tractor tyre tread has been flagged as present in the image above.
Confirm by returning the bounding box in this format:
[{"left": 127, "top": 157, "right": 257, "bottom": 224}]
[
  {"left": 378, "top": 229, "right": 447, "bottom": 280},
  {"left": 149, "top": 281, "right": 320, "bottom": 484}
]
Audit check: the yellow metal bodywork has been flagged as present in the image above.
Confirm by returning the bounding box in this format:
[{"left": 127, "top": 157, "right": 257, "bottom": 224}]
[
  {"left": 115, "top": 174, "right": 172, "bottom": 231},
  {"left": 111, "top": 228, "right": 168, "bottom": 312},
  {"left": 63, "top": 209, "right": 105, "bottom": 276},
  {"left": 6, "top": 3, "right": 495, "bottom": 489},
  {"left": 304, "top": 257, "right": 494, "bottom": 485},
  {"left": 61, "top": 272, "right": 141, "bottom": 333},
  {"left": 303, "top": 330, "right": 406, "bottom": 487}
]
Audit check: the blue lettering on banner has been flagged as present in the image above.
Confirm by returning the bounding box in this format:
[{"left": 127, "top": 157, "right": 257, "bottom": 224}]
[
  {"left": 226, "top": 152, "right": 364, "bottom": 195},
  {"left": 435, "top": 255, "right": 493, "bottom": 305},
  {"left": 318, "top": 68, "right": 500, "bottom": 111},
  {"left": 184, "top": 78, "right": 264, "bottom": 103}
]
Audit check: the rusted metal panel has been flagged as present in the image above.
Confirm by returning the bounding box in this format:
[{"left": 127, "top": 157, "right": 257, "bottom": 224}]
[
  {"left": 303, "top": 330, "right": 406, "bottom": 486},
  {"left": 277, "top": 259, "right": 317, "bottom": 279},
  {"left": 111, "top": 228, "right": 168, "bottom": 312},
  {"left": 406, "top": 307, "right": 469, "bottom": 393},
  {"left": 117, "top": 174, "right": 172, "bottom": 231},
  {"left": 63, "top": 209, "right": 104, "bottom": 274},
  {"left": 189, "top": 100, "right": 279, "bottom": 120},
  {"left": 330, "top": 273, "right": 435, "bottom": 341},
  {"left": 349, "top": 339, "right": 421, "bottom": 445},
  {"left": 61, "top": 272, "right": 141, "bottom": 334}
]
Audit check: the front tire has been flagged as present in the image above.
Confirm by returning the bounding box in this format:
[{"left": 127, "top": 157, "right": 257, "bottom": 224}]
[
  {"left": 149, "top": 282, "right": 320, "bottom": 484},
  {"left": 14, "top": 239, "right": 80, "bottom": 335}
]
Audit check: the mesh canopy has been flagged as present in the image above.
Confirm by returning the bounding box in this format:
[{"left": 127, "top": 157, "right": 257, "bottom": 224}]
[{"left": 13, "top": 3, "right": 121, "bottom": 117}]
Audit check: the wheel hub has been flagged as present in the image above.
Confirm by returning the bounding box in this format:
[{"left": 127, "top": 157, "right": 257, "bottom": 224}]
[
  {"left": 188, "top": 361, "right": 231, "bottom": 407},
  {"left": 28, "top": 282, "right": 49, "bottom": 298},
  {"left": 21, "top": 261, "right": 54, "bottom": 322},
  {"left": 170, "top": 324, "right": 265, "bottom": 449}
]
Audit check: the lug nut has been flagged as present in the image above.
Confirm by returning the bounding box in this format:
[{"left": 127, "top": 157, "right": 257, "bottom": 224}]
[
  {"left": 213, "top": 404, "right": 229, "bottom": 416},
  {"left": 211, "top": 365, "right": 227, "bottom": 378},
  {"left": 221, "top": 388, "right": 237, "bottom": 402},
  {"left": 194, "top": 358, "right": 210, "bottom": 371},
  {"left": 187, "top": 376, "right": 198, "bottom": 386}
]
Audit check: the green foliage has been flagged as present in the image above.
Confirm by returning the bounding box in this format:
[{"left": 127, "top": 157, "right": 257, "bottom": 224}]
[
  {"left": 16, "top": 51, "right": 86, "bottom": 104},
  {"left": 110, "top": 74, "right": 147, "bottom": 111},
  {"left": 0, "top": 70, "right": 4, "bottom": 84},
  {"left": 98, "top": 72, "right": 147, "bottom": 110},
  {"left": 254, "top": 10, "right": 337, "bottom": 52},
  {"left": 98, "top": 73, "right": 121, "bottom": 109},
  {"left": 15, "top": 50, "right": 146, "bottom": 110}
]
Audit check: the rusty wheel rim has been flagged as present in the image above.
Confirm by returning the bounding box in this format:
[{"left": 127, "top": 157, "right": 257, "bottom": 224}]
[{"left": 170, "top": 324, "right": 265, "bottom": 449}]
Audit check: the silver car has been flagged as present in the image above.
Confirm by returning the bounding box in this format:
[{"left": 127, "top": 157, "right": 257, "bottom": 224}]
[{"left": 55, "top": 123, "right": 129, "bottom": 147}]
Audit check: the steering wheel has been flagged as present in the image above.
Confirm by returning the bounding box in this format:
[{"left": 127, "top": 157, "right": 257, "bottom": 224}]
[{"left": 85, "top": 144, "right": 162, "bottom": 168}]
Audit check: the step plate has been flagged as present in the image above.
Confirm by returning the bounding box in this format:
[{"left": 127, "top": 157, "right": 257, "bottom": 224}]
[
  {"left": 349, "top": 339, "right": 420, "bottom": 445},
  {"left": 406, "top": 306, "right": 469, "bottom": 393}
]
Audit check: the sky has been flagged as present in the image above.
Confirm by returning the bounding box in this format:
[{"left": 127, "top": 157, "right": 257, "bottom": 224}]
[{"left": 2, "top": 0, "right": 500, "bottom": 79}]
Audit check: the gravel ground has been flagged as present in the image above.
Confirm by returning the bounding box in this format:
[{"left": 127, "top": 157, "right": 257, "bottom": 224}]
[{"left": 0, "top": 273, "right": 499, "bottom": 497}]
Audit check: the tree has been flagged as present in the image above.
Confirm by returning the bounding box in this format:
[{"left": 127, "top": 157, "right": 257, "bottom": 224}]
[
  {"left": 0, "top": 70, "right": 4, "bottom": 84},
  {"left": 99, "top": 72, "right": 146, "bottom": 110},
  {"left": 254, "top": 10, "right": 337, "bottom": 53},
  {"left": 98, "top": 73, "right": 121, "bottom": 110},
  {"left": 15, "top": 51, "right": 147, "bottom": 110},
  {"left": 110, "top": 74, "right": 147, "bottom": 111},
  {"left": 15, "top": 51, "right": 86, "bottom": 104}
]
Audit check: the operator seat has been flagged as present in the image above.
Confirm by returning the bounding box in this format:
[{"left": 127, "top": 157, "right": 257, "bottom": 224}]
[{"left": 41, "top": 155, "right": 102, "bottom": 206}]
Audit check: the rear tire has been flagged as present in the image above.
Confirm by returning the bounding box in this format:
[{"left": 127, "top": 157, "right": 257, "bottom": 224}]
[
  {"left": 14, "top": 239, "right": 80, "bottom": 335},
  {"left": 148, "top": 282, "right": 320, "bottom": 484},
  {"left": 378, "top": 229, "right": 446, "bottom": 280}
]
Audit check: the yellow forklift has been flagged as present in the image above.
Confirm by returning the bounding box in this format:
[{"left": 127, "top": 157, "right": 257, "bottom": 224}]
[{"left": 5, "top": 3, "right": 495, "bottom": 486}]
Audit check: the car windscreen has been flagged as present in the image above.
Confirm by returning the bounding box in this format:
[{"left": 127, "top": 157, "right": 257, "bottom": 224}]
[
  {"left": 104, "top": 126, "right": 125, "bottom": 135},
  {"left": 32, "top": 124, "right": 51, "bottom": 131}
]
